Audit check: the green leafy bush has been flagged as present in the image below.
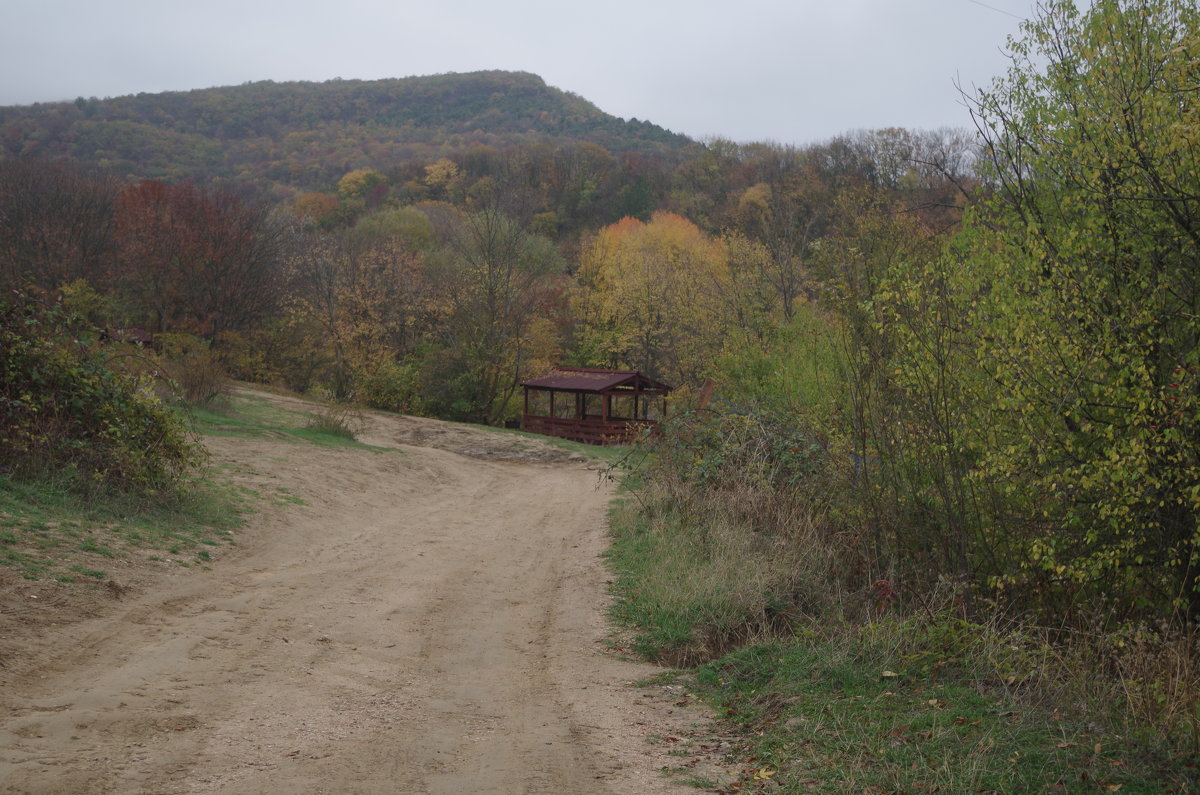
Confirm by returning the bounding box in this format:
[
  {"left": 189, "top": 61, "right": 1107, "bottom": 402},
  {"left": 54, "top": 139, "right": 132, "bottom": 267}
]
[
  {"left": 0, "top": 294, "right": 203, "bottom": 494},
  {"left": 354, "top": 358, "right": 427, "bottom": 414}
]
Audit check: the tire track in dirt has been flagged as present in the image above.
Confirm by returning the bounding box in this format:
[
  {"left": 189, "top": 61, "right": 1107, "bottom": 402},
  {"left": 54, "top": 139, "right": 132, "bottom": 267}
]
[{"left": 0, "top": 391, "right": 718, "bottom": 794}]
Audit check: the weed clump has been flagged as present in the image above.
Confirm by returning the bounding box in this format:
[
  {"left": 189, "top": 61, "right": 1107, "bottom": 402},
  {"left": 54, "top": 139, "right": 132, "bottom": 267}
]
[
  {"left": 304, "top": 399, "right": 363, "bottom": 441},
  {"left": 609, "top": 408, "right": 860, "bottom": 666}
]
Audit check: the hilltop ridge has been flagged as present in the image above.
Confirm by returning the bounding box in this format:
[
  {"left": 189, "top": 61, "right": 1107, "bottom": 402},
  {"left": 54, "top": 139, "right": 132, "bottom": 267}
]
[{"left": 0, "top": 70, "right": 693, "bottom": 190}]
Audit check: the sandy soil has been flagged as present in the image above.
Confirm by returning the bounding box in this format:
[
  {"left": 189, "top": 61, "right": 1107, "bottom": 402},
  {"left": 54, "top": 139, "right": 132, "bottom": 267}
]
[{"left": 0, "top": 388, "right": 724, "bottom": 794}]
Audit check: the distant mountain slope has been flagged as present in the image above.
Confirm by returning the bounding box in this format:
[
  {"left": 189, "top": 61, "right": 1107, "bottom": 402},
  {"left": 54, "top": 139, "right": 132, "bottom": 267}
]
[{"left": 0, "top": 71, "right": 692, "bottom": 191}]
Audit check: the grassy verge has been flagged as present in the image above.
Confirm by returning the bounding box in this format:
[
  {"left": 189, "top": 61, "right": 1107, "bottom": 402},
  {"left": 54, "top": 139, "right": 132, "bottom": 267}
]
[
  {"left": 689, "top": 635, "right": 1186, "bottom": 793},
  {"left": 187, "top": 392, "right": 385, "bottom": 451},
  {"left": 0, "top": 472, "right": 247, "bottom": 583},
  {"left": 0, "top": 387, "right": 398, "bottom": 590},
  {"left": 0, "top": 390, "right": 338, "bottom": 587},
  {"left": 605, "top": 495, "right": 1198, "bottom": 793}
]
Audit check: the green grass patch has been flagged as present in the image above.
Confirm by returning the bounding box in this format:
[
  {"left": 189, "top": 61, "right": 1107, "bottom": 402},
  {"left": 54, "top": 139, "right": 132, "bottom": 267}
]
[
  {"left": 200, "top": 387, "right": 625, "bottom": 465},
  {"left": 3, "top": 546, "right": 50, "bottom": 579},
  {"left": 605, "top": 499, "right": 717, "bottom": 662},
  {"left": 688, "top": 635, "right": 1191, "bottom": 793},
  {"left": 0, "top": 470, "right": 246, "bottom": 584},
  {"left": 188, "top": 394, "right": 387, "bottom": 452},
  {"left": 78, "top": 539, "right": 115, "bottom": 557},
  {"left": 68, "top": 564, "right": 106, "bottom": 580},
  {"left": 272, "top": 487, "right": 306, "bottom": 507}
]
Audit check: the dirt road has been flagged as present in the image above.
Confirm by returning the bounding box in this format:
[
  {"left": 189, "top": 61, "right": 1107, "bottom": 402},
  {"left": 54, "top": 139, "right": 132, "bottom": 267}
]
[{"left": 0, "top": 390, "right": 714, "bottom": 793}]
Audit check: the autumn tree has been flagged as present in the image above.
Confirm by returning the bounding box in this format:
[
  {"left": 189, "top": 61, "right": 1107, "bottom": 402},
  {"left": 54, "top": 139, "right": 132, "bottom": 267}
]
[
  {"left": 293, "top": 191, "right": 340, "bottom": 227},
  {"left": 842, "top": 127, "right": 979, "bottom": 232},
  {"left": 405, "top": 208, "right": 564, "bottom": 427},
  {"left": 0, "top": 159, "right": 119, "bottom": 291},
  {"left": 573, "top": 212, "right": 730, "bottom": 387},
  {"left": 430, "top": 207, "right": 567, "bottom": 423},
  {"left": 337, "top": 168, "right": 388, "bottom": 201},
  {"left": 348, "top": 207, "right": 436, "bottom": 252},
  {"left": 547, "top": 142, "right": 620, "bottom": 228},
  {"left": 113, "top": 180, "right": 285, "bottom": 336},
  {"left": 285, "top": 228, "right": 436, "bottom": 402},
  {"left": 422, "top": 159, "right": 463, "bottom": 203},
  {"left": 731, "top": 165, "right": 821, "bottom": 321}
]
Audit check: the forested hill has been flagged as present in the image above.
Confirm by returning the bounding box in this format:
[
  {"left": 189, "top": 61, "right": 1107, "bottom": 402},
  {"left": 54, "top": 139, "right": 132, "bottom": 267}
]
[{"left": 0, "top": 71, "right": 693, "bottom": 192}]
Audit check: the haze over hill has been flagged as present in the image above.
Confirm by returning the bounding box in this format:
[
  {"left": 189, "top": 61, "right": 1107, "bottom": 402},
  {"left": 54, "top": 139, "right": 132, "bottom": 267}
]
[
  {"left": 0, "top": 71, "right": 693, "bottom": 193},
  {"left": 0, "top": 0, "right": 1033, "bottom": 145}
]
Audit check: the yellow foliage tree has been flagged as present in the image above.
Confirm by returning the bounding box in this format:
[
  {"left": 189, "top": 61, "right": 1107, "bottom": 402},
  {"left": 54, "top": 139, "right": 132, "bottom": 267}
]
[
  {"left": 423, "top": 158, "right": 463, "bottom": 201},
  {"left": 337, "top": 168, "right": 387, "bottom": 200},
  {"left": 574, "top": 212, "right": 731, "bottom": 387}
]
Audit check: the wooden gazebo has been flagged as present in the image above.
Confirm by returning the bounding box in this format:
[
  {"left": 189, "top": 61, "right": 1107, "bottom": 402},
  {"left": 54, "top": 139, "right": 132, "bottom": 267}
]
[{"left": 520, "top": 367, "right": 671, "bottom": 445}]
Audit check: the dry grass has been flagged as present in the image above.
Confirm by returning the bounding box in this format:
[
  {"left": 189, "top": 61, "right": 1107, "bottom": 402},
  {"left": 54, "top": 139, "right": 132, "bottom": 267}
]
[{"left": 304, "top": 401, "right": 365, "bottom": 441}]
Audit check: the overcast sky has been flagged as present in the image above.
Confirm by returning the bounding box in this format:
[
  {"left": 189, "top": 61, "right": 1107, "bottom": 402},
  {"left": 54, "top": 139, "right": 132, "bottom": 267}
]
[{"left": 0, "top": 0, "right": 1036, "bottom": 146}]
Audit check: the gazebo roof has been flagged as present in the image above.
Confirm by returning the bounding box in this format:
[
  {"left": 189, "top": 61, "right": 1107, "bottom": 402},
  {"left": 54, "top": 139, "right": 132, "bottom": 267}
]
[{"left": 521, "top": 367, "right": 671, "bottom": 394}]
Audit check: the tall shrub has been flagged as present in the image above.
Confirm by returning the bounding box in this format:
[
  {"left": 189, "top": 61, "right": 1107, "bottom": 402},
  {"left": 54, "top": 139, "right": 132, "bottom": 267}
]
[
  {"left": 962, "top": 0, "right": 1200, "bottom": 617},
  {"left": 0, "top": 294, "right": 203, "bottom": 494}
]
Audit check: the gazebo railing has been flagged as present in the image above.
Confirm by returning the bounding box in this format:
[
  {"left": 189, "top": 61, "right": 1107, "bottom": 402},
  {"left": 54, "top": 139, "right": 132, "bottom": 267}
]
[{"left": 521, "top": 415, "right": 657, "bottom": 445}]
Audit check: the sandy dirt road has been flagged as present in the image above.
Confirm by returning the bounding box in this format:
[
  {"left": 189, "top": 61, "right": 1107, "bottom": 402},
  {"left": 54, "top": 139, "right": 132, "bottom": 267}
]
[{"left": 0, "top": 389, "right": 716, "bottom": 794}]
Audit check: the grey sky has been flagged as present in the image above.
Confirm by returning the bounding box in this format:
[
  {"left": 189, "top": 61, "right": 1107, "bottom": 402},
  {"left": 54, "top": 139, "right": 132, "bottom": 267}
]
[{"left": 0, "top": 0, "right": 1034, "bottom": 146}]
